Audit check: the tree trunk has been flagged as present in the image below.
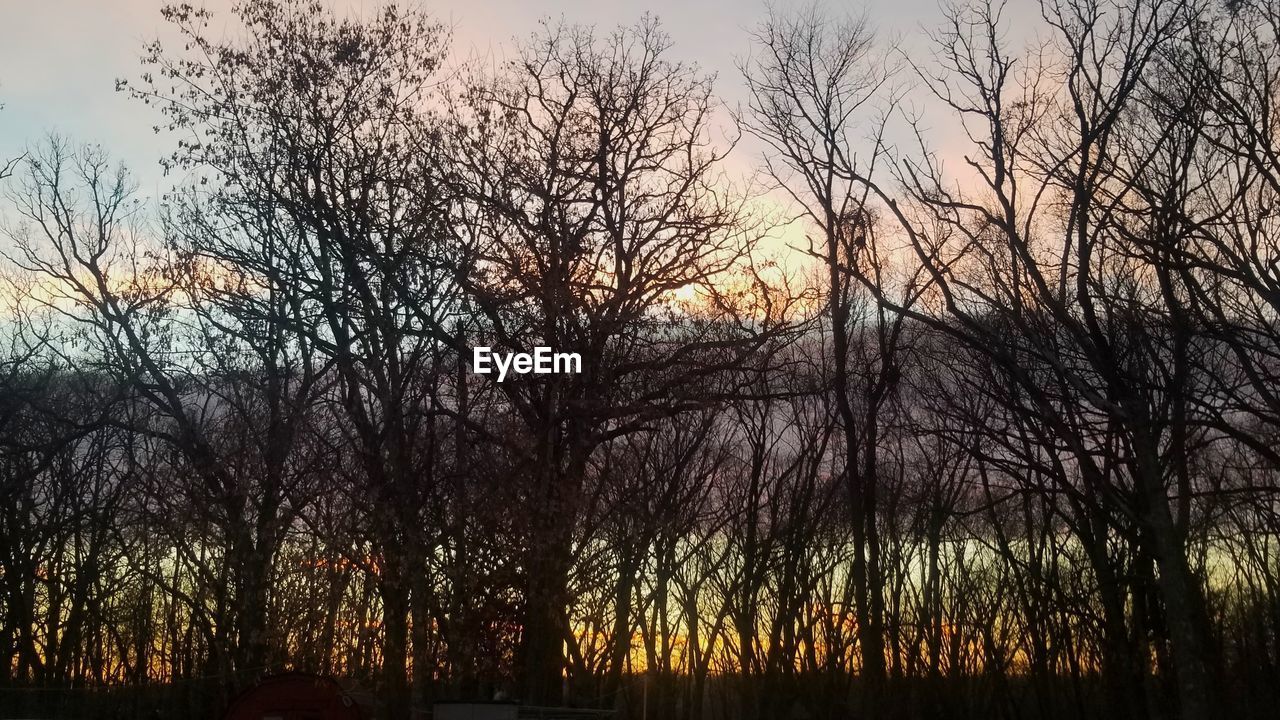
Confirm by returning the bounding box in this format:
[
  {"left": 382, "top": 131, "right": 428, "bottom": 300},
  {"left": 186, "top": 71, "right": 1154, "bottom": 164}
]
[
  {"left": 1134, "top": 431, "right": 1218, "bottom": 720},
  {"left": 381, "top": 568, "right": 411, "bottom": 720}
]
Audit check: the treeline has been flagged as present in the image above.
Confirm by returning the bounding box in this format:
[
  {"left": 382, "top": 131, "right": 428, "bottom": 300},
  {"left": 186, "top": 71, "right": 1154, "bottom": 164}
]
[{"left": 1, "top": 1, "right": 1279, "bottom": 719}]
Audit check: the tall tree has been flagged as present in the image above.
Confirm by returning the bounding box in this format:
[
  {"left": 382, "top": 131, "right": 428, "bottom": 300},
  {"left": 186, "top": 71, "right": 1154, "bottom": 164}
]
[
  {"left": 124, "top": 2, "right": 458, "bottom": 716},
  {"left": 740, "top": 5, "right": 914, "bottom": 709},
  {"left": 448, "top": 17, "right": 792, "bottom": 703}
]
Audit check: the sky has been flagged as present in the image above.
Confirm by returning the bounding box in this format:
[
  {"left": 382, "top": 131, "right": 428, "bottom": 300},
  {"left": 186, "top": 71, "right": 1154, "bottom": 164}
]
[
  {"left": 0, "top": 0, "right": 955, "bottom": 193},
  {"left": 0, "top": 0, "right": 1048, "bottom": 275}
]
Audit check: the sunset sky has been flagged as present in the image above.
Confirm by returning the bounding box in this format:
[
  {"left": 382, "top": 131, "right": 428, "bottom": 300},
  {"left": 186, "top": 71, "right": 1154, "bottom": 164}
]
[
  {"left": 0, "top": 0, "right": 1043, "bottom": 277},
  {"left": 0, "top": 0, "right": 955, "bottom": 194},
  {"left": 2, "top": 4, "right": 1272, "bottom": 718}
]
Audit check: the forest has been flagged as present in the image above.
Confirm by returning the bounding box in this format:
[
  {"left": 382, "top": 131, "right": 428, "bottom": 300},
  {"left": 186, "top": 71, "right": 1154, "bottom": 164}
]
[{"left": 1, "top": 0, "right": 1278, "bottom": 719}]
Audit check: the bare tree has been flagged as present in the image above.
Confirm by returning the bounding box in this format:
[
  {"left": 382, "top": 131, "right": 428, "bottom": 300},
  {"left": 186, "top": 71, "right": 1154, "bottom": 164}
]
[
  {"left": 448, "top": 17, "right": 794, "bottom": 704},
  {"left": 828, "top": 0, "right": 1225, "bottom": 717},
  {"left": 739, "top": 4, "right": 922, "bottom": 711},
  {"left": 121, "top": 2, "right": 460, "bottom": 716}
]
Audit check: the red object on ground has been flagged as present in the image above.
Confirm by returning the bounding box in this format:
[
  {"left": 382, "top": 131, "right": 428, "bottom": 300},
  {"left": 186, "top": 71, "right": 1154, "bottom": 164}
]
[{"left": 223, "top": 673, "right": 365, "bottom": 720}]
